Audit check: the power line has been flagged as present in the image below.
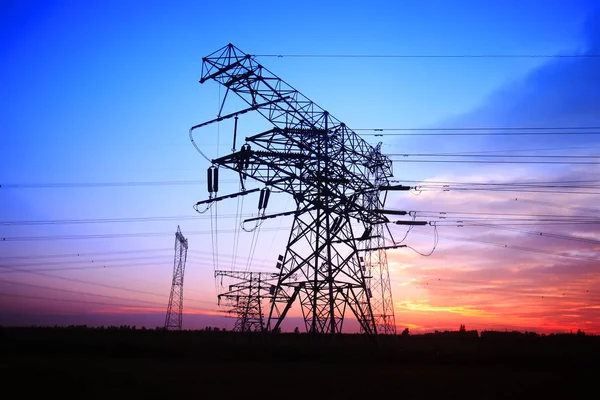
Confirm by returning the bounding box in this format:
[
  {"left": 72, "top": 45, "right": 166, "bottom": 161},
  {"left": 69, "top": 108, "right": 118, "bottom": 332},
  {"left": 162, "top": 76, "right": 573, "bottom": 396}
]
[
  {"left": 0, "top": 261, "right": 172, "bottom": 273},
  {"left": 355, "top": 126, "right": 600, "bottom": 131},
  {"left": 417, "top": 184, "right": 600, "bottom": 190},
  {"left": 0, "top": 252, "right": 277, "bottom": 273},
  {"left": 389, "top": 153, "right": 600, "bottom": 159},
  {"left": 471, "top": 224, "right": 600, "bottom": 245},
  {"left": 414, "top": 186, "right": 600, "bottom": 195},
  {"left": 413, "top": 279, "right": 599, "bottom": 303},
  {"left": 0, "top": 292, "right": 160, "bottom": 309},
  {"left": 0, "top": 180, "right": 199, "bottom": 189},
  {"left": 0, "top": 179, "right": 235, "bottom": 189},
  {"left": 0, "top": 292, "right": 220, "bottom": 313},
  {"left": 0, "top": 248, "right": 173, "bottom": 261},
  {"left": 513, "top": 198, "right": 600, "bottom": 214},
  {"left": 398, "top": 179, "right": 600, "bottom": 186},
  {"left": 0, "top": 213, "right": 254, "bottom": 226},
  {"left": 0, "top": 278, "right": 170, "bottom": 307},
  {"left": 0, "top": 248, "right": 277, "bottom": 268},
  {"left": 404, "top": 179, "right": 600, "bottom": 193},
  {"left": 413, "top": 210, "right": 600, "bottom": 220},
  {"left": 0, "top": 227, "right": 291, "bottom": 242},
  {"left": 2, "top": 254, "right": 175, "bottom": 269},
  {"left": 365, "top": 132, "right": 600, "bottom": 137},
  {"left": 4, "top": 172, "right": 600, "bottom": 190},
  {"left": 398, "top": 145, "right": 594, "bottom": 155},
  {"left": 0, "top": 257, "right": 275, "bottom": 274},
  {"left": 391, "top": 159, "right": 600, "bottom": 165},
  {"left": 0, "top": 248, "right": 277, "bottom": 265},
  {"left": 415, "top": 278, "right": 599, "bottom": 303},
  {"left": 254, "top": 53, "right": 600, "bottom": 59},
  {"left": 419, "top": 276, "right": 595, "bottom": 290},
  {"left": 431, "top": 219, "right": 599, "bottom": 226},
  {"left": 407, "top": 231, "right": 599, "bottom": 262},
  {"left": 0, "top": 264, "right": 216, "bottom": 305},
  {"left": 413, "top": 183, "right": 600, "bottom": 191}
]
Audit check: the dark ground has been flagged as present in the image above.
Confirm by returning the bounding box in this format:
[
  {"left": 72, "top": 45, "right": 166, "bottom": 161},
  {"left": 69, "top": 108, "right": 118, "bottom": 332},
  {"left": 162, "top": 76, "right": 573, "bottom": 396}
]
[{"left": 1, "top": 327, "right": 598, "bottom": 399}]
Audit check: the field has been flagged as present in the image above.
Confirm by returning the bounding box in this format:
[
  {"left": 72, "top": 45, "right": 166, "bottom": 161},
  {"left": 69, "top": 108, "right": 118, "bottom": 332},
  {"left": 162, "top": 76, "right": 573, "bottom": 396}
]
[{"left": 2, "top": 327, "right": 598, "bottom": 399}]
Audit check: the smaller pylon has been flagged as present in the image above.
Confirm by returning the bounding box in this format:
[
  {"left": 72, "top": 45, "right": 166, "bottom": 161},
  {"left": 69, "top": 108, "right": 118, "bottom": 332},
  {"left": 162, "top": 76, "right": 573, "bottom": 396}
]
[
  {"left": 164, "top": 226, "right": 189, "bottom": 330},
  {"left": 215, "top": 270, "right": 282, "bottom": 332}
]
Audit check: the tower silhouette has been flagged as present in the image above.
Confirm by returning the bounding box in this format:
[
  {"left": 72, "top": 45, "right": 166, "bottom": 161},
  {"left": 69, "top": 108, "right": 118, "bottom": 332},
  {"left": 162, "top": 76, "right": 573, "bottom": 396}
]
[
  {"left": 191, "top": 44, "right": 426, "bottom": 335},
  {"left": 215, "top": 270, "right": 282, "bottom": 332},
  {"left": 164, "top": 225, "right": 188, "bottom": 330}
]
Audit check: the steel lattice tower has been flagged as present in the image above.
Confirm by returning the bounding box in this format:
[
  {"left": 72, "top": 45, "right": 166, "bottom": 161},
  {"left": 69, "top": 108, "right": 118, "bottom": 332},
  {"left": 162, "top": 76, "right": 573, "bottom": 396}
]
[
  {"left": 164, "top": 225, "right": 189, "bottom": 330},
  {"left": 191, "top": 44, "right": 425, "bottom": 336},
  {"left": 364, "top": 219, "right": 397, "bottom": 335},
  {"left": 363, "top": 143, "right": 397, "bottom": 334},
  {"left": 215, "top": 270, "right": 281, "bottom": 332}
]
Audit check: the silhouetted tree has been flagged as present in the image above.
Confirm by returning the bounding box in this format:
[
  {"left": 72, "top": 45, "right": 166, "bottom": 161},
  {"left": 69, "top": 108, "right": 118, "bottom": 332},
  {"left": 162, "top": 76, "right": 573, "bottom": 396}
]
[
  {"left": 459, "top": 324, "right": 466, "bottom": 333},
  {"left": 401, "top": 328, "right": 410, "bottom": 337}
]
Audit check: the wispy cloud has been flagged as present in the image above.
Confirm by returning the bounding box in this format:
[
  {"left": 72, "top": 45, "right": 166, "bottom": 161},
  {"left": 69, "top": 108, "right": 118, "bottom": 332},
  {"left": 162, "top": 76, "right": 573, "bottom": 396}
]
[{"left": 388, "top": 11, "right": 600, "bottom": 334}]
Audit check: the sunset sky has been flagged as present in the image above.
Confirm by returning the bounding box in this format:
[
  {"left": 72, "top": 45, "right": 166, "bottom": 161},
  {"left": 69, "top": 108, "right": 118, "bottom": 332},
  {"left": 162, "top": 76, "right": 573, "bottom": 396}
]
[{"left": 2, "top": 0, "right": 600, "bottom": 334}]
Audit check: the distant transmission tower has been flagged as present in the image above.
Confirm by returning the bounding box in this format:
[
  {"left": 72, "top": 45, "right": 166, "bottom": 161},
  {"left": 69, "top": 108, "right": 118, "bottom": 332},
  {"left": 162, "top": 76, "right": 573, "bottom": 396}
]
[
  {"left": 164, "top": 225, "right": 189, "bottom": 330},
  {"left": 363, "top": 143, "right": 397, "bottom": 334},
  {"left": 215, "top": 270, "right": 282, "bottom": 332}
]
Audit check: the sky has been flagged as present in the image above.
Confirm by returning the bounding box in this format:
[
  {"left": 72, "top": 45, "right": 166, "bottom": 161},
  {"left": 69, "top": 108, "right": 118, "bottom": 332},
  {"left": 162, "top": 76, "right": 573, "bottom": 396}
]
[{"left": 1, "top": 0, "right": 599, "bottom": 334}]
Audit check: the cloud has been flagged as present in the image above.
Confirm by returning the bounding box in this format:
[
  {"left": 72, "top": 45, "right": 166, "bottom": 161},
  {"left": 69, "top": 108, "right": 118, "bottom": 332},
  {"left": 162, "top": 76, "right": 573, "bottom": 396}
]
[
  {"left": 387, "top": 11, "right": 600, "bottom": 334},
  {"left": 448, "top": 11, "right": 600, "bottom": 130},
  {"left": 387, "top": 226, "right": 600, "bottom": 334}
]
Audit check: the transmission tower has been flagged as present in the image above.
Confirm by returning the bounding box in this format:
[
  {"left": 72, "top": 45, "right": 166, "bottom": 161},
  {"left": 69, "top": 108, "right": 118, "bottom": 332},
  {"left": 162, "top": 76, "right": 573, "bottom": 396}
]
[
  {"left": 215, "top": 270, "right": 282, "bottom": 332},
  {"left": 191, "top": 44, "right": 426, "bottom": 335},
  {"left": 363, "top": 143, "right": 397, "bottom": 334},
  {"left": 164, "top": 225, "right": 189, "bottom": 330}
]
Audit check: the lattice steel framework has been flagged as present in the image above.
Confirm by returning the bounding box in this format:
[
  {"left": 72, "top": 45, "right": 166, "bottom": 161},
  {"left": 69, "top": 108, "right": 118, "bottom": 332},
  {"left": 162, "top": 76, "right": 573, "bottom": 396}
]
[
  {"left": 191, "top": 44, "right": 422, "bottom": 335},
  {"left": 215, "top": 270, "right": 280, "bottom": 332},
  {"left": 363, "top": 143, "right": 397, "bottom": 334},
  {"left": 164, "top": 225, "right": 189, "bottom": 330}
]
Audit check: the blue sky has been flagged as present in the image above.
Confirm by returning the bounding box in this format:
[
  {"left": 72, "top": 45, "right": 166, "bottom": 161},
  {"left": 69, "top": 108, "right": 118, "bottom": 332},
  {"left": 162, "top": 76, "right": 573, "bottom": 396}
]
[{"left": 1, "top": 0, "right": 600, "bottom": 332}]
